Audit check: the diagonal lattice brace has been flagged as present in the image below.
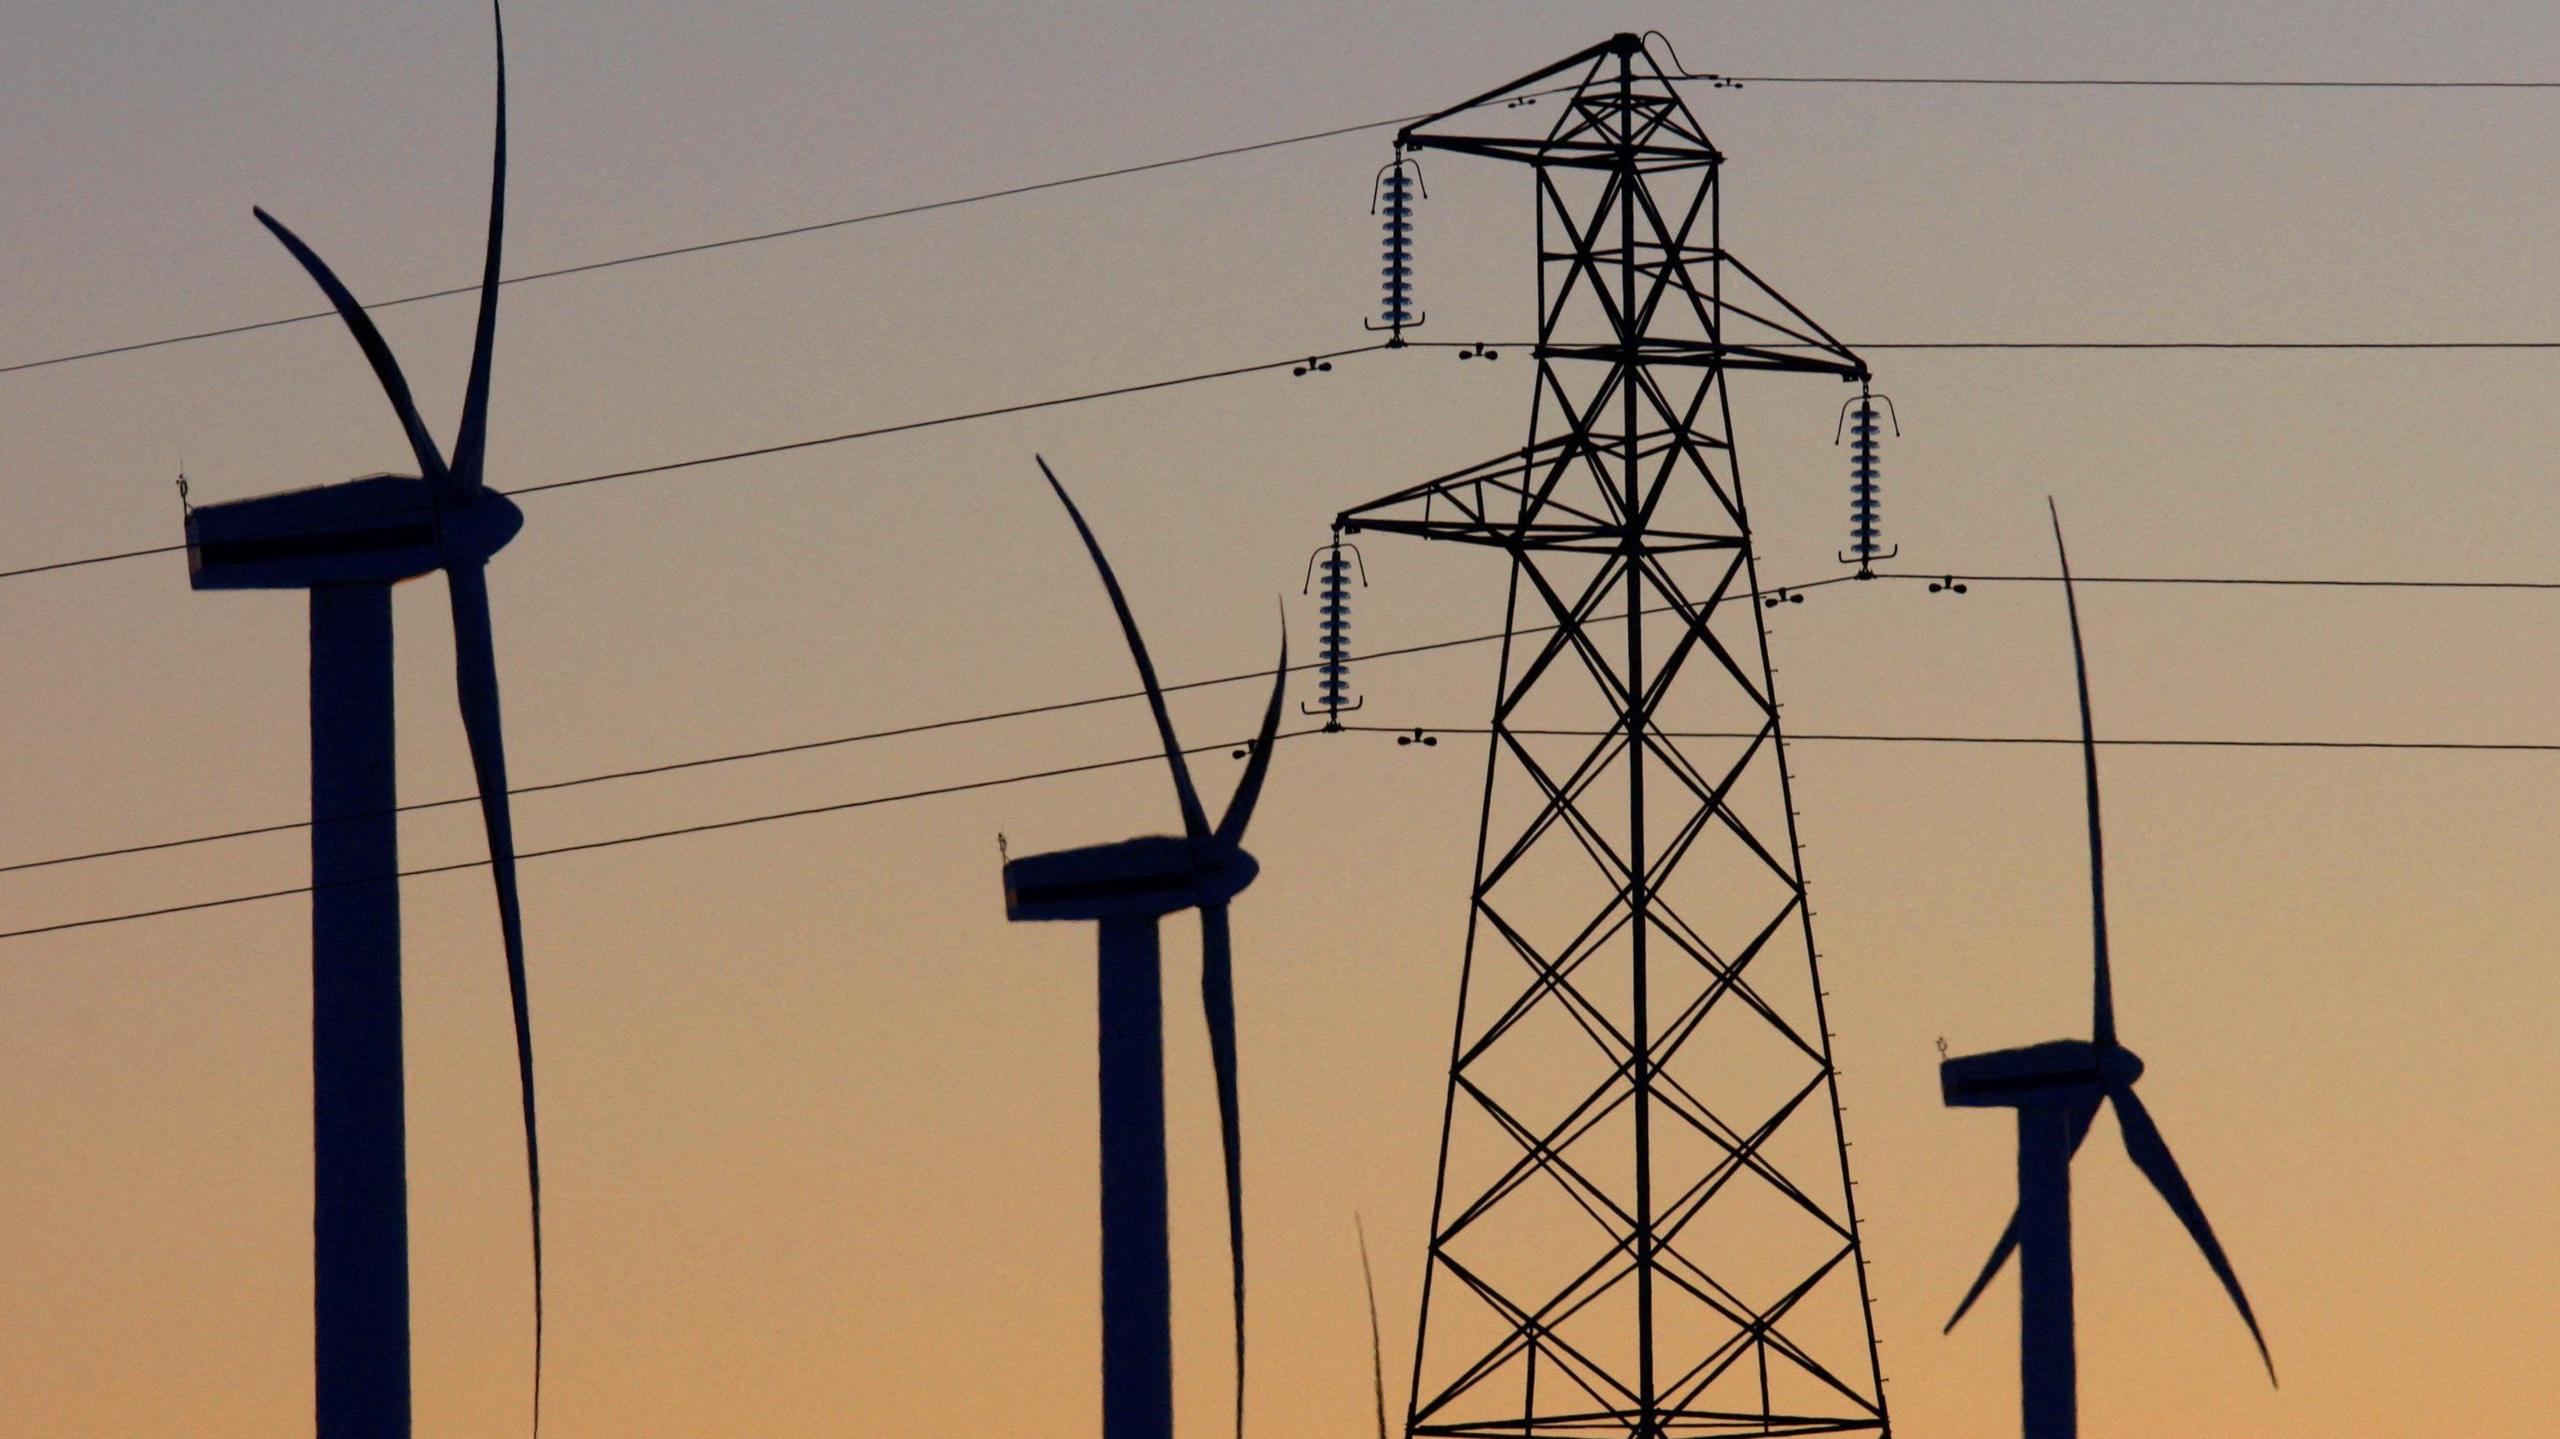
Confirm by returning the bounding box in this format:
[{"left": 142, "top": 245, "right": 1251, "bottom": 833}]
[{"left": 1341, "top": 35, "right": 1890, "bottom": 1439}]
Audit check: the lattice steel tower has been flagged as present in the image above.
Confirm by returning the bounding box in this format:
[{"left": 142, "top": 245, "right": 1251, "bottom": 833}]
[{"left": 1337, "top": 36, "right": 1890, "bottom": 1438}]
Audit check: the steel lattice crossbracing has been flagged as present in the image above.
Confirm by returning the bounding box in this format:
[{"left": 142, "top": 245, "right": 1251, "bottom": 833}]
[{"left": 1338, "top": 37, "right": 1890, "bottom": 1439}]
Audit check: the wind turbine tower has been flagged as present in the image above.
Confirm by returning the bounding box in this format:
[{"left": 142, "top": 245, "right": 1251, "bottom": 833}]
[
  {"left": 1337, "top": 35, "right": 1890, "bottom": 1438},
  {"left": 1001, "top": 459, "right": 1285, "bottom": 1439},
  {"left": 1939, "top": 506, "right": 2275, "bottom": 1439},
  {"left": 179, "top": 6, "right": 545, "bottom": 1433}
]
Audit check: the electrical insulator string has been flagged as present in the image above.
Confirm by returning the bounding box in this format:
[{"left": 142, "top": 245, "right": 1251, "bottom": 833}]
[
  {"left": 1366, "top": 155, "right": 1425, "bottom": 344},
  {"left": 1837, "top": 383, "right": 1900, "bottom": 576},
  {"left": 20, "top": 565, "right": 2560, "bottom": 891},
  {"left": 1302, "top": 533, "right": 1369, "bottom": 730}
]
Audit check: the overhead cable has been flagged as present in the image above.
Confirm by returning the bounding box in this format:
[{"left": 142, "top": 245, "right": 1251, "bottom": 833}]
[
  {"left": 11, "top": 68, "right": 2553, "bottom": 380},
  {"left": 0, "top": 342, "right": 1391, "bottom": 583},
  {"left": 0, "top": 729, "right": 1326, "bottom": 944}
]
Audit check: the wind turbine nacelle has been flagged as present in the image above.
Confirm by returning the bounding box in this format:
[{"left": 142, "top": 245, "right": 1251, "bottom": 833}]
[
  {"left": 188, "top": 474, "right": 440, "bottom": 589},
  {"left": 1941, "top": 1038, "right": 2143, "bottom": 1108},
  {"left": 1003, "top": 835, "right": 1258, "bottom": 922},
  {"left": 186, "top": 474, "right": 522, "bottom": 589}
]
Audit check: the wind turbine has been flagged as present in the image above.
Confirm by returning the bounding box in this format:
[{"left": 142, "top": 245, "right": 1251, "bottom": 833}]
[
  {"left": 1001, "top": 457, "right": 1284, "bottom": 1439},
  {"left": 1356, "top": 1215, "right": 1390, "bottom": 1439},
  {"left": 1939, "top": 502, "right": 2276, "bottom": 1439},
  {"left": 181, "top": 4, "right": 544, "bottom": 1434}
]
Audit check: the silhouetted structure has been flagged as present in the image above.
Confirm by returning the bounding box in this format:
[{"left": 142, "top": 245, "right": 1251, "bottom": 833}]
[
  {"left": 1939, "top": 504, "right": 2274, "bottom": 1439},
  {"left": 1359, "top": 1215, "right": 1393, "bottom": 1439},
  {"left": 1337, "top": 35, "right": 1890, "bottom": 1438},
  {"left": 1302, "top": 535, "right": 1367, "bottom": 730},
  {"left": 179, "top": 5, "right": 545, "bottom": 1434},
  {"left": 1367, "top": 156, "right": 1427, "bottom": 344},
  {"left": 1001, "top": 458, "right": 1285, "bottom": 1439},
  {"left": 1834, "top": 387, "right": 1898, "bottom": 578}
]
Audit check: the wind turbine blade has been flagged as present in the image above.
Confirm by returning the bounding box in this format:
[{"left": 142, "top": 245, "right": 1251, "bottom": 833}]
[
  {"left": 1356, "top": 1214, "right": 1390, "bottom": 1439},
  {"left": 2049, "top": 499, "right": 2116, "bottom": 1049},
  {"left": 1943, "top": 1094, "right": 2103, "bottom": 1332},
  {"left": 447, "top": 0, "right": 508, "bottom": 496},
  {"left": 2111, "top": 1086, "right": 2276, "bottom": 1384},
  {"left": 1035, "top": 456, "right": 1212, "bottom": 844},
  {"left": 1200, "top": 901, "right": 1247, "bottom": 1439},
  {"left": 252, "top": 208, "right": 448, "bottom": 483},
  {"left": 1942, "top": 1213, "right": 2018, "bottom": 1335},
  {"left": 445, "top": 559, "right": 548, "bottom": 1428},
  {"left": 1215, "top": 614, "right": 1288, "bottom": 847}
]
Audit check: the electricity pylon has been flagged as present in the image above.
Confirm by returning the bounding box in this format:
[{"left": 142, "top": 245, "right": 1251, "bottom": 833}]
[{"left": 1337, "top": 36, "right": 1890, "bottom": 1438}]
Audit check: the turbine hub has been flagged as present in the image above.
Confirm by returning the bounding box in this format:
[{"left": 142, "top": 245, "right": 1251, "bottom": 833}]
[{"left": 434, "top": 486, "right": 525, "bottom": 566}]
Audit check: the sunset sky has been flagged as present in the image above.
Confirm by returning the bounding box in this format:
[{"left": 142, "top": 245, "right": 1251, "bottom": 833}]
[{"left": 4, "top": 1, "right": 2558, "bottom": 1435}]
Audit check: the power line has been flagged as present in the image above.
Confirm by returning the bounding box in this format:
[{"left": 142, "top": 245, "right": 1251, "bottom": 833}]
[
  {"left": 0, "top": 729, "right": 1325, "bottom": 945},
  {"left": 0, "top": 341, "right": 1391, "bottom": 584},
  {"left": 23, "top": 697, "right": 2560, "bottom": 946},
  {"left": 1344, "top": 723, "right": 2560, "bottom": 753},
  {"left": 1713, "top": 74, "right": 2560, "bottom": 89},
  {"left": 4, "top": 698, "right": 1160, "bottom": 876},
  {"left": 502, "top": 342, "right": 1390, "bottom": 498},
  {"left": 10, "top": 68, "right": 2554, "bottom": 383},
  {"left": 0, "top": 540, "right": 198, "bottom": 583},
  {"left": 1404, "top": 339, "right": 2560, "bottom": 353},
  {"left": 1, "top": 617, "right": 1518, "bottom": 877},
  {"left": 23, "top": 557, "right": 2560, "bottom": 878},
  {"left": 1856, "top": 341, "right": 2560, "bottom": 351},
  {"left": 17, "top": 330, "right": 2560, "bottom": 587},
  {"left": 1867, "top": 569, "right": 2560, "bottom": 592},
  {"left": 0, "top": 116, "right": 1432, "bottom": 381}
]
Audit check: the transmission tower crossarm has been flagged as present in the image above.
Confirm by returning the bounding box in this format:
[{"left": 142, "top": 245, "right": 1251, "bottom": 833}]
[
  {"left": 1338, "top": 440, "right": 1757, "bottom": 553},
  {"left": 1715, "top": 252, "right": 1868, "bottom": 378},
  {"left": 1535, "top": 338, "right": 1862, "bottom": 378},
  {"left": 1394, "top": 37, "right": 1632, "bottom": 151},
  {"left": 1347, "top": 34, "right": 1892, "bottom": 1439},
  {"left": 1336, "top": 445, "right": 1548, "bottom": 548}
]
